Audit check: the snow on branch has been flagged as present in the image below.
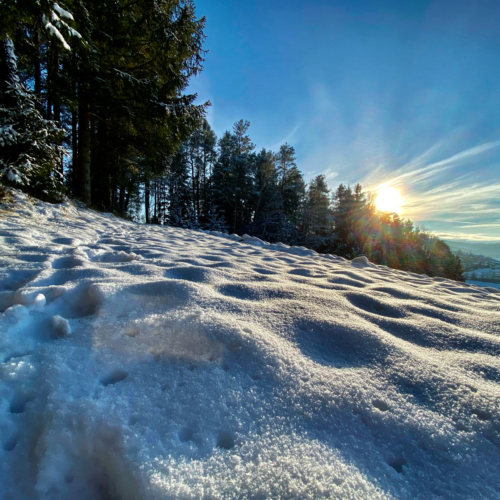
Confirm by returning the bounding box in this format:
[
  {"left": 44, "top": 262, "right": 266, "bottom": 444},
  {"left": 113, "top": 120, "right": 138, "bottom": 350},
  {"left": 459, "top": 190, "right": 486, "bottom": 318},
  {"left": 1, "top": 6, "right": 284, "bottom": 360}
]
[
  {"left": 53, "top": 2, "right": 74, "bottom": 20},
  {"left": 42, "top": 15, "right": 71, "bottom": 50},
  {"left": 40, "top": 4, "right": 82, "bottom": 51}
]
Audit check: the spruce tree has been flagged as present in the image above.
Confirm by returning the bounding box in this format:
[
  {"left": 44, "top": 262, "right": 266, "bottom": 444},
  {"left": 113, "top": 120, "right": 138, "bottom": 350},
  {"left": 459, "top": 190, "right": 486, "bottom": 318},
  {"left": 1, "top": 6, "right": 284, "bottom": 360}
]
[
  {"left": 249, "top": 148, "right": 286, "bottom": 241},
  {"left": 301, "top": 175, "right": 333, "bottom": 252},
  {"left": 211, "top": 121, "right": 255, "bottom": 233},
  {"left": 0, "top": 37, "right": 66, "bottom": 200},
  {"left": 276, "top": 143, "right": 305, "bottom": 226}
]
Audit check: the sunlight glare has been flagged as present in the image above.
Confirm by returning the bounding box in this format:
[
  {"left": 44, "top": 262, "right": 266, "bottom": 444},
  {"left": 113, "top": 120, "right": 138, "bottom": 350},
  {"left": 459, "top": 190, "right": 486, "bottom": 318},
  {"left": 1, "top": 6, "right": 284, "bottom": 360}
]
[{"left": 375, "top": 187, "right": 404, "bottom": 214}]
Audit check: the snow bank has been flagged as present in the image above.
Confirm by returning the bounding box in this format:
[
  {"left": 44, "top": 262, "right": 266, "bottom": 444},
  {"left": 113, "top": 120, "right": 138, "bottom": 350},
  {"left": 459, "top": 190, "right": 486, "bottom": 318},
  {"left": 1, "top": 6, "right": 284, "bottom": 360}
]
[{"left": 1, "top": 190, "right": 499, "bottom": 499}]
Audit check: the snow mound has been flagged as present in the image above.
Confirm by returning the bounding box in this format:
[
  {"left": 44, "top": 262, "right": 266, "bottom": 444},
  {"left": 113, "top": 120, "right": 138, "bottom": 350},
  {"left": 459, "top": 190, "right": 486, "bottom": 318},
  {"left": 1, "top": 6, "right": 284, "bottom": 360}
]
[{"left": 1, "top": 190, "right": 500, "bottom": 499}]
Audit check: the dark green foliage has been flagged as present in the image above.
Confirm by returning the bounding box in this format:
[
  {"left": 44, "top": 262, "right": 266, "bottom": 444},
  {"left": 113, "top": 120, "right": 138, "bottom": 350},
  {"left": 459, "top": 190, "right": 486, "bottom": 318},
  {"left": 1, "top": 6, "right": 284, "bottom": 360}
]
[
  {"left": 301, "top": 175, "right": 333, "bottom": 252},
  {"left": 1, "top": 0, "right": 208, "bottom": 207},
  {"left": 0, "top": 38, "right": 65, "bottom": 201},
  {"left": 248, "top": 148, "right": 289, "bottom": 242},
  {"left": 211, "top": 120, "right": 256, "bottom": 233},
  {"left": 276, "top": 143, "right": 305, "bottom": 227},
  {"left": 164, "top": 145, "right": 196, "bottom": 228}
]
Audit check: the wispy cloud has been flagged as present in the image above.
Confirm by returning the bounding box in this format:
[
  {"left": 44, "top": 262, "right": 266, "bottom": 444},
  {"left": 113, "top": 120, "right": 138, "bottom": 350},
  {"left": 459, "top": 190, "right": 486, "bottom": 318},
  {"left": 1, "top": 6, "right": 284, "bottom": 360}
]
[
  {"left": 266, "top": 123, "right": 301, "bottom": 152},
  {"left": 430, "top": 230, "right": 500, "bottom": 242},
  {"left": 456, "top": 223, "right": 500, "bottom": 229},
  {"left": 405, "top": 180, "right": 500, "bottom": 216},
  {"left": 321, "top": 167, "right": 339, "bottom": 180},
  {"left": 362, "top": 140, "right": 500, "bottom": 191},
  {"left": 358, "top": 140, "right": 500, "bottom": 242}
]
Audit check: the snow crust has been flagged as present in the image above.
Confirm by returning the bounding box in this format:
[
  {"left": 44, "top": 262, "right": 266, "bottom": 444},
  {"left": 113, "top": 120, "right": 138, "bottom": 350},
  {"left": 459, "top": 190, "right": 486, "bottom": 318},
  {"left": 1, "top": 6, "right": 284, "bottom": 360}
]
[{"left": 1, "top": 189, "right": 500, "bottom": 499}]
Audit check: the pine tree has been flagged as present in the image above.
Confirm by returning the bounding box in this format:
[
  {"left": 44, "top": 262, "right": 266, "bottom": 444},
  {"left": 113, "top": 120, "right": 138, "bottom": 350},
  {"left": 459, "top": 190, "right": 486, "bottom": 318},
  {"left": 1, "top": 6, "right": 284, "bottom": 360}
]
[
  {"left": 204, "top": 203, "right": 227, "bottom": 231},
  {"left": 198, "top": 120, "right": 218, "bottom": 224},
  {"left": 301, "top": 175, "right": 333, "bottom": 252},
  {"left": 276, "top": 143, "right": 305, "bottom": 226},
  {"left": 184, "top": 119, "right": 217, "bottom": 224},
  {"left": 2, "top": 0, "right": 208, "bottom": 208},
  {"left": 73, "top": 0, "right": 208, "bottom": 208},
  {"left": 249, "top": 148, "right": 286, "bottom": 242},
  {"left": 211, "top": 120, "right": 255, "bottom": 233},
  {"left": 0, "top": 37, "right": 66, "bottom": 200},
  {"left": 445, "top": 254, "right": 465, "bottom": 282},
  {"left": 163, "top": 145, "right": 198, "bottom": 228}
]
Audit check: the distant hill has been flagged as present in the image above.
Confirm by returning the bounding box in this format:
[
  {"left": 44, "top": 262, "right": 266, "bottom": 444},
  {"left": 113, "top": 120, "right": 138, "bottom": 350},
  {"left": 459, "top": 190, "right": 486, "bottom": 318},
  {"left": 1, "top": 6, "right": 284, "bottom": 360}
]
[
  {"left": 454, "top": 248, "right": 500, "bottom": 283},
  {"left": 446, "top": 240, "right": 500, "bottom": 261},
  {"left": 466, "top": 280, "right": 500, "bottom": 290}
]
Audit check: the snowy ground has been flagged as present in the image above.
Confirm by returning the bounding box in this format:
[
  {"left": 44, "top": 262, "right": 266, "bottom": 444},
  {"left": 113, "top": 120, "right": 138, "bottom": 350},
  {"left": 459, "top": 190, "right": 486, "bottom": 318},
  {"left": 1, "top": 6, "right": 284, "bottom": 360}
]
[
  {"left": 1, "top": 190, "right": 500, "bottom": 500},
  {"left": 467, "top": 280, "right": 500, "bottom": 291}
]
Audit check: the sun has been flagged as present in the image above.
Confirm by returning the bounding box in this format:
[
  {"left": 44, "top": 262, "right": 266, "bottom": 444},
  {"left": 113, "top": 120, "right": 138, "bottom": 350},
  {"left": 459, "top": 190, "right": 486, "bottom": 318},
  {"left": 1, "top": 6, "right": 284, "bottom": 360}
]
[{"left": 375, "top": 187, "right": 404, "bottom": 214}]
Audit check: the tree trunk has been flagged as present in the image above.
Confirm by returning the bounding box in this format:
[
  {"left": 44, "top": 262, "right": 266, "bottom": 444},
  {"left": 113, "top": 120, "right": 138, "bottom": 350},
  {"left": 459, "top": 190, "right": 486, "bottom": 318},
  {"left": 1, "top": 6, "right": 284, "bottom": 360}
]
[
  {"left": 117, "top": 155, "right": 125, "bottom": 213},
  {"left": 124, "top": 188, "right": 131, "bottom": 213},
  {"left": 98, "top": 120, "right": 112, "bottom": 211},
  {"left": 153, "top": 180, "right": 157, "bottom": 223},
  {"left": 119, "top": 183, "right": 125, "bottom": 213},
  {"left": 145, "top": 178, "right": 150, "bottom": 223},
  {"left": 33, "top": 29, "right": 41, "bottom": 112},
  {"left": 190, "top": 158, "right": 196, "bottom": 222},
  {"left": 71, "top": 52, "right": 78, "bottom": 194},
  {"left": 46, "top": 44, "right": 52, "bottom": 120},
  {"left": 53, "top": 47, "right": 60, "bottom": 123},
  {"left": 111, "top": 186, "right": 117, "bottom": 211},
  {"left": 52, "top": 47, "right": 63, "bottom": 177},
  {"left": 78, "top": 94, "right": 91, "bottom": 205}
]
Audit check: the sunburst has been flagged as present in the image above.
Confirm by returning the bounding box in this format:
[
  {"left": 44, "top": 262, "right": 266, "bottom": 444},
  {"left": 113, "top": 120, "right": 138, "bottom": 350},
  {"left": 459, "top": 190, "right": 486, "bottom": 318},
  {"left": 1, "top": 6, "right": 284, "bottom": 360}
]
[{"left": 375, "top": 187, "right": 404, "bottom": 214}]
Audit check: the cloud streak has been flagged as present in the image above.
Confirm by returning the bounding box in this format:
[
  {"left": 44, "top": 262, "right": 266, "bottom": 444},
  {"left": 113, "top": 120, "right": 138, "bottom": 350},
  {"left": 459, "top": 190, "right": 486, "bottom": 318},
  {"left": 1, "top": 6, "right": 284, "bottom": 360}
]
[
  {"left": 362, "top": 140, "right": 500, "bottom": 191},
  {"left": 359, "top": 140, "right": 500, "bottom": 242},
  {"left": 265, "top": 123, "right": 301, "bottom": 152}
]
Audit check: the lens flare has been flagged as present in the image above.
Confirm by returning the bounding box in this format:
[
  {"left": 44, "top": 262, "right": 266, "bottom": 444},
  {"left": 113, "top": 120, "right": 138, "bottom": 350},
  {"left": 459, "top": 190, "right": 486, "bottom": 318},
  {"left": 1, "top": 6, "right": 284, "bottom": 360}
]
[{"left": 375, "top": 187, "right": 404, "bottom": 214}]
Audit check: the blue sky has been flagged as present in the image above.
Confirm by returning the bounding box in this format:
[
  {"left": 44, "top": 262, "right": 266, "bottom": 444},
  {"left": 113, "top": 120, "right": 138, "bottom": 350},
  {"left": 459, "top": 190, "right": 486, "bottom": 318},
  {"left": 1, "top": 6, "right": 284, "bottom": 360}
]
[{"left": 189, "top": 0, "right": 500, "bottom": 243}]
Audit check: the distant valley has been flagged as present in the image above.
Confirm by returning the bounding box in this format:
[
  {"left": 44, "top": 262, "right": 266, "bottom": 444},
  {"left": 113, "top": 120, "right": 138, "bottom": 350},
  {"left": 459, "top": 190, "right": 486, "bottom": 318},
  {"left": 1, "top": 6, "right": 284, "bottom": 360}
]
[{"left": 454, "top": 248, "right": 500, "bottom": 283}]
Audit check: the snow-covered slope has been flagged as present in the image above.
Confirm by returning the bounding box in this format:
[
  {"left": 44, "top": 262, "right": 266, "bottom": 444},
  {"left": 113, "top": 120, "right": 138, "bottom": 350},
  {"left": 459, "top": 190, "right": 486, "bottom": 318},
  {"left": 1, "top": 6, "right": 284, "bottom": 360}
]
[{"left": 1, "top": 190, "right": 500, "bottom": 500}]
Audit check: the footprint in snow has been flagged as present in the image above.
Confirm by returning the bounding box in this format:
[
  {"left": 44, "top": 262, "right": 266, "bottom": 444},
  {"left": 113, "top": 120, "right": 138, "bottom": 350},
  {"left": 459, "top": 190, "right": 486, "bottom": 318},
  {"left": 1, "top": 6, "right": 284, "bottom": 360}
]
[
  {"left": 52, "top": 237, "right": 79, "bottom": 246},
  {"left": 51, "top": 256, "right": 85, "bottom": 269},
  {"left": 10, "top": 392, "right": 36, "bottom": 414},
  {"left": 472, "top": 409, "right": 491, "bottom": 421},
  {"left": 2, "top": 434, "right": 19, "bottom": 452},
  {"left": 372, "top": 400, "right": 390, "bottom": 412},
  {"left": 387, "top": 457, "right": 407, "bottom": 473},
  {"left": 100, "top": 368, "right": 129, "bottom": 386},
  {"left": 217, "top": 431, "right": 235, "bottom": 450}
]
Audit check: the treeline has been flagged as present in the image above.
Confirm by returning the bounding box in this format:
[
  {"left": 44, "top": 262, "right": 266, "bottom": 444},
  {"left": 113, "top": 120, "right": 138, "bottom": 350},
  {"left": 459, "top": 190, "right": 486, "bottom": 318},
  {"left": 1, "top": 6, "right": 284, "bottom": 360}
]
[
  {"left": 0, "top": 0, "right": 463, "bottom": 280},
  {"left": 1, "top": 0, "right": 207, "bottom": 205},
  {"left": 143, "top": 119, "right": 463, "bottom": 280}
]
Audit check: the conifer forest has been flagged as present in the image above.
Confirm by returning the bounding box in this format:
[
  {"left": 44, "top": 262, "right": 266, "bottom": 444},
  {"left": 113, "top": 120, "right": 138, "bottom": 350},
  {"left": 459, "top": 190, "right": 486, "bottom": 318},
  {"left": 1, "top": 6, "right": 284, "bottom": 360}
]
[{"left": 0, "top": 0, "right": 463, "bottom": 280}]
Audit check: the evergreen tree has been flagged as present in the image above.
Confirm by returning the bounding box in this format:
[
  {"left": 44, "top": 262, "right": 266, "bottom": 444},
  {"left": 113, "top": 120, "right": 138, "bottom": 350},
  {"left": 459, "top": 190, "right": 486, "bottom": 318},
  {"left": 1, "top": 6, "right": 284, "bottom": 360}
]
[
  {"left": 211, "top": 120, "right": 255, "bottom": 233},
  {"left": 247, "top": 148, "right": 287, "bottom": 241},
  {"left": 1, "top": 0, "right": 208, "bottom": 208},
  {"left": 164, "top": 145, "right": 194, "bottom": 228},
  {"left": 301, "top": 175, "right": 333, "bottom": 252},
  {"left": 276, "top": 143, "right": 305, "bottom": 226},
  {"left": 0, "top": 37, "right": 65, "bottom": 200},
  {"left": 331, "top": 184, "right": 355, "bottom": 257},
  {"left": 185, "top": 119, "right": 217, "bottom": 224},
  {"left": 203, "top": 203, "right": 227, "bottom": 232}
]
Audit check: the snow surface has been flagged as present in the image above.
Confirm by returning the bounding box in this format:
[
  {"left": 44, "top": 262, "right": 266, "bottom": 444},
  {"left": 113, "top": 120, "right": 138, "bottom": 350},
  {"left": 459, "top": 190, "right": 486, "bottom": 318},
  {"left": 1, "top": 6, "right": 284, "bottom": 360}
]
[
  {"left": 467, "top": 280, "right": 500, "bottom": 291},
  {"left": 1, "top": 190, "right": 500, "bottom": 499}
]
